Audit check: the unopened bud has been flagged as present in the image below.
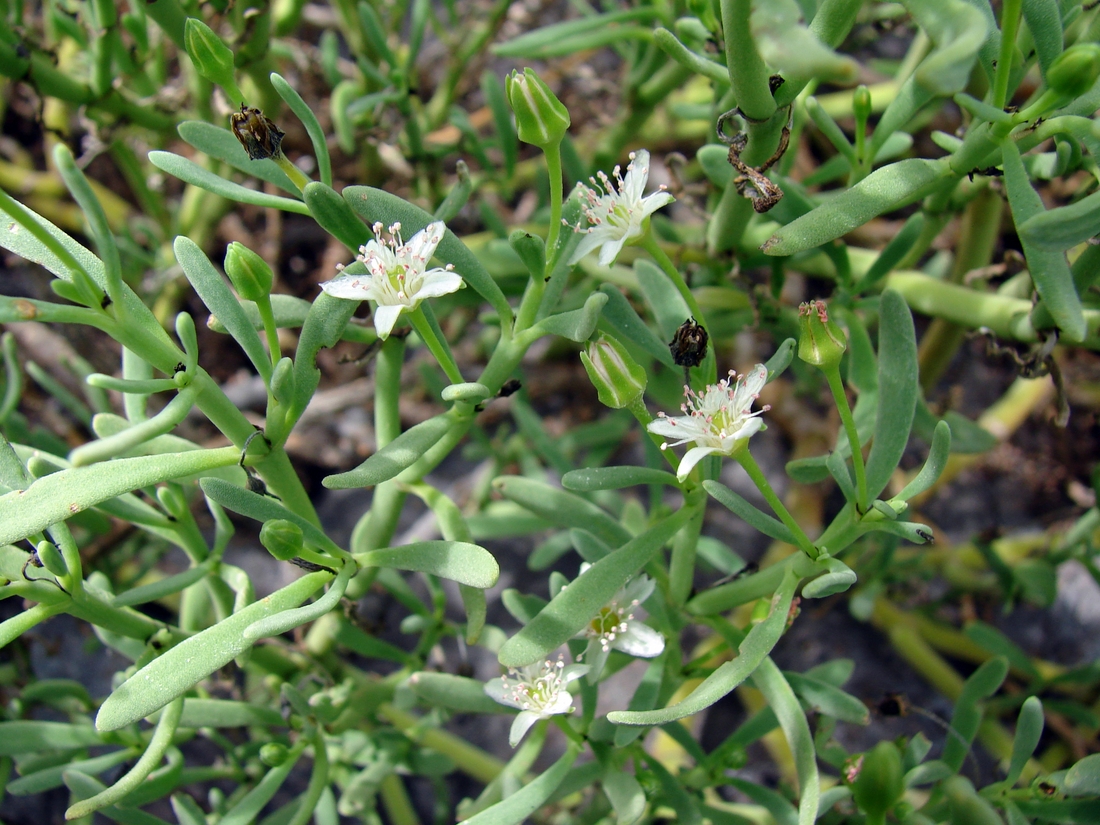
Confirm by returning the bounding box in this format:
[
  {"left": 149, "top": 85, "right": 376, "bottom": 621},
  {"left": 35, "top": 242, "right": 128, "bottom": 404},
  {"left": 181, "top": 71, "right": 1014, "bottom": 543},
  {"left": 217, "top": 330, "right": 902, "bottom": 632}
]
[
  {"left": 851, "top": 741, "right": 904, "bottom": 820},
  {"left": 224, "top": 242, "right": 274, "bottom": 301},
  {"left": 505, "top": 68, "right": 571, "bottom": 149},
  {"left": 797, "top": 300, "right": 847, "bottom": 369},
  {"left": 260, "top": 519, "right": 304, "bottom": 561},
  {"left": 271, "top": 357, "right": 295, "bottom": 407},
  {"left": 259, "top": 743, "right": 289, "bottom": 767},
  {"left": 581, "top": 333, "right": 647, "bottom": 409},
  {"left": 853, "top": 85, "right": 872, "bottom": 127},
  {"left": 1046, "top": 43, "right": 1100, "bottom": 100},
  {"left": 184, "top": 19, "right": 239, "bottom": 97}
]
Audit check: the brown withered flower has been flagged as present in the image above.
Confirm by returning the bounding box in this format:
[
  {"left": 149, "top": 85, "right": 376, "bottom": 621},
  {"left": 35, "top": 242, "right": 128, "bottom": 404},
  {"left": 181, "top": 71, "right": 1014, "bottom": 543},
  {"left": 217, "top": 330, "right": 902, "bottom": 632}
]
[
  {"left": 230, "top": 104, "right": 285, "bottom": 161},
  {"left": 669, "top": 317, "right": 709, "bottom": 369}
]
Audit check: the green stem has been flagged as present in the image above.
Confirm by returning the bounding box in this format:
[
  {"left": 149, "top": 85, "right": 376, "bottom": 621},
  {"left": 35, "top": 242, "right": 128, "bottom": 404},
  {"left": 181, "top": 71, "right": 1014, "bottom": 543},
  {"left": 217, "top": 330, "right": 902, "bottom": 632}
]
[
  {"left": 408, "top": 306, "right": 463, "bottom": 384},
  {"left": 274, "top": 154, "right": 310, "bottom": 193},
  {"left": 822, "top": 364, "right": 867, "bottom": 509},
  {"left": 735, "top": 447, "right": 820, "bottom": 560},
  {"left": 255, "top": 295, "right": 281, "bottom": 369},
  {"left": 991, "top": 0, "right": 1023, "bottom": 110},
  {"left": 544, "top": 141, "right": 564, "bottom": 263}
]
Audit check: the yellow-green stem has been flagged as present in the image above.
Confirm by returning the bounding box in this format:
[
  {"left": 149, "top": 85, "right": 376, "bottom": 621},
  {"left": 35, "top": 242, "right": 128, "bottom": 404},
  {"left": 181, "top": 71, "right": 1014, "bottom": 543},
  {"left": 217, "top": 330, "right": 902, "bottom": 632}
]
[
  {"left": 274, "top": 154, "right": 310, "bottom": 193},
  {"left": 991, "top": 0, "right": 1023, "bottom": 109},
  {"left": 255, "top": 295, "right": 281, "bottom": 368},
  {"left": 823, "top": 364, "right": 868, "bottom": 509},
  {"left": 736, "top": 447, "right": 820, "bottom": 559},
  {"left": 408, "top": 307, "right": 463, "bottom": 384}
]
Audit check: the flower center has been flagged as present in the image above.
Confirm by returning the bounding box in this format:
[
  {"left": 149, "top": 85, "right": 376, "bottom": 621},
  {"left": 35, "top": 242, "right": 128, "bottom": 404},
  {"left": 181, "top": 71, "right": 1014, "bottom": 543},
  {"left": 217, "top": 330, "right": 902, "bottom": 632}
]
[{"left": 505, "top": 660, "right": 565, "bottom": 711}]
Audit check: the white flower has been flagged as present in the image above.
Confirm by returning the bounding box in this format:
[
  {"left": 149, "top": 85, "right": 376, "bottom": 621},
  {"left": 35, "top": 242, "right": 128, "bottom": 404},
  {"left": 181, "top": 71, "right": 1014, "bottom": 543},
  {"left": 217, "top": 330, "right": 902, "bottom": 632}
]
[
  {"left": 647, "top": 364, "right": 770, "bottom": 481},
  {"left": 320, "top": 221, "right": 464, "bottom": 339},
  {"left": 575, "top": 567, "right": 664, "bottom": 682},
  {"left": 484, "top": 656, "right": 589, "bottom": 747},
  {"left": 567, "top": 150, "right": 674, "bottom": 267}
]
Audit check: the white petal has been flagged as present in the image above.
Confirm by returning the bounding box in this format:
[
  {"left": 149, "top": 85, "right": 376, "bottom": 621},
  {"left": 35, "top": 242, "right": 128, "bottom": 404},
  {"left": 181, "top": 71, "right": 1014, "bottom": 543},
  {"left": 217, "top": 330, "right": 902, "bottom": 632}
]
[
  {"left": 542, "top": 690, "right": 575, "bottom": 716},
  {"left": 413, "top": 268, "right": 464, "bottom": 299},
  {"left": 638, "top": 191, "right": 675, "bottom": 220},
  {"left": 320, "top": 274, "right": 372, "bottom": 300},
  {"left": 647, "top": 416, "right": 704, "bottom": 444},
  {"left": 509, "top": 711, "right": 540, "bottom": 747},
  {"left": 407, "top": 221, "right": 446, "bottom": 263},
  {"left": 373, "top": 304, "right": 403, "bottom": 339},
  {"left": 483, "top": 679, "right": 519, "bottom": 709},
  {"left": 676, "top": 445, "right": 717, "bottom": 481},
  {"left": 613, "top": 622, "right": 665, "bottom": 658},
  {"left": 622, "top": 575, "right": 656, "bottom": 605},
  {"left": 596, "top": 233, "right": 630, "bottom": 267},
  {"left": 624, "top": 150, "right": 650, "bottom": 202},
  {"left": 560, "top": 664, "right": 590, "bottom": 684},
  {"left": 743, "top": 363, "right": 769, "bottom": 395},
  {"left": 729, "top": 417, "right": 765, "bottom": 443},
  {"left": 567, "top": 230, "right": 608, "bottom": 265}
]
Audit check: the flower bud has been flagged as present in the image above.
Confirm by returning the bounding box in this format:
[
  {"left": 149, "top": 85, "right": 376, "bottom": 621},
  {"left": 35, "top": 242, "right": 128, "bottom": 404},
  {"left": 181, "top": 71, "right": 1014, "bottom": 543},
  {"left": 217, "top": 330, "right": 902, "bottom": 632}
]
[
  {"left": 271, "top": 357, "right": 295, "bottom": 407},
  {"left": 797, "top": 300, "right": 847, "bottom": 369},
  {"left": 581, "top": 333, "right": 647, "bottom": 409},
  {"left": 184, "top": 19, "right": 238, "bottom": 95},
  {"left": 35, "top": 541, "right": 68, "bottom": 578},
  {"left": 1046, "top": 43, "right": 1100, "bottom": 101},
  {"left": 224, "top": 242, "right": 274, "bottom": 301},
  {"left": 259, "top": 742, "right": 289, "bottom": 767},
  {"left": 853, "top": 85, "right": 872, "bottom": 128},
  {"left": 260, "top": 519, "right": 304, "bottom": 561},
  {"left": 851, "top": 741, "right": 904, "bottom": 820},
  {"left": 505, "top": 68, "right": 571, "bottom": 149}
]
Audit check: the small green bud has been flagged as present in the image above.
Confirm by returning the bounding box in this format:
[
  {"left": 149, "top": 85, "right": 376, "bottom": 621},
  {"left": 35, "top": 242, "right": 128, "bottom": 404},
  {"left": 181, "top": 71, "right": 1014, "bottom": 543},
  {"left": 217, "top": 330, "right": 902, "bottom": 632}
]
[
  {"left": 271, "top": 357, "right": 296, "bottom": 407},
  {"left": 580, "top": 333, "right": 647, "bottom": 409},
  {"left": 35, "top": 541, "right": 68, "bottom": 578},
  {"left": 259, "top": 742, "right": 289, "bottom": 767},
  {"left": 1046, "top": 43, "right": 1100, "bottom": 101},
  {"left": 853, "top": 85, "right": 872, "bottom": 126},
  {"left": 224, "top": 242, "right": 274, "bottom": 301},
  {"left": 184, "top": 19, "right": 239, "bottom": 96},
  {"left": 176, "top": 311, "right": 199, "bottom": 375},
  {"left": 260, "top": 519, "right": 305, "bottom": 561},
  {"left": 797, "top": 300, "right": 847, "bottom": 369},
  {"left": 851, "top": 741, "right": 904, "bottom": 820},
  {"left": 505, "top": 68, "right": 571, "bottom": 149},
  {"left": 508, "top": 229, "right": 547, "bottom": 281}
]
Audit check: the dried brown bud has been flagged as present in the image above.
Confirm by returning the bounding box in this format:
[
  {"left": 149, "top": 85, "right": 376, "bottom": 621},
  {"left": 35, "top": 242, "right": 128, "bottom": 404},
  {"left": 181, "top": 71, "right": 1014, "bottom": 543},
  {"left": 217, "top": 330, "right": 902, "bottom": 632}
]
[
  {"left": 230, "top": 104, "right": 285, "bottom": 160},
  {"left": 669, "top": 317, "right": 709, "bottom": 368}
]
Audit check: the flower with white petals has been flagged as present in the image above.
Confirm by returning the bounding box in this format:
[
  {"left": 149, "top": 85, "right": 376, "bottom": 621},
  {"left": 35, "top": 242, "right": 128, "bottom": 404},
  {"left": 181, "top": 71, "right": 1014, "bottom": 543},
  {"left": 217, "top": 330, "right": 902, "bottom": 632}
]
[
  {"left": 575, "top": 566, "right": 664, "bottom": 682},
  {"left": 484, "top": 657, "right": 589, "bottom": 747},
  {"left": 321, "top": 220, "right": 464, "bottom": 339},
  {"left": 647, "top": 364, "right": 770, "bottom": 481},
  {"left": 567, "top": 150, "right": 674, "bottom": 267}
]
